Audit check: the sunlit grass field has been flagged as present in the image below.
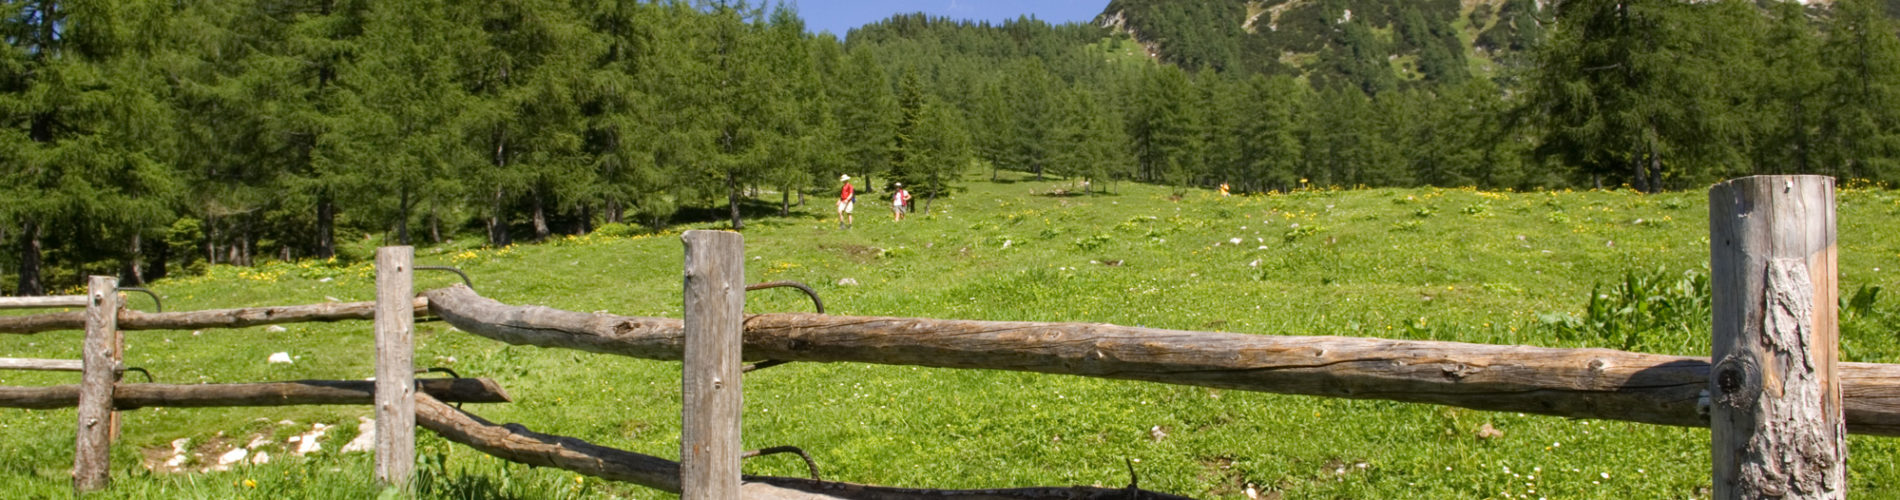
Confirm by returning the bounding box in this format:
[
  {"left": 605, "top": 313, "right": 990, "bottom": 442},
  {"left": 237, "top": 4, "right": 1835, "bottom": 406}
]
[{"left": 4, "top": 171, "right": 1899, "bottom": 498}]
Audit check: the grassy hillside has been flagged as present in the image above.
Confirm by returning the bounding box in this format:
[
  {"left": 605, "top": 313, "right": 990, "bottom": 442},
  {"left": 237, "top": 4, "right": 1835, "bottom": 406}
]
[{"left": 4, "top": 172, "right": 1900, "bottom": 498}]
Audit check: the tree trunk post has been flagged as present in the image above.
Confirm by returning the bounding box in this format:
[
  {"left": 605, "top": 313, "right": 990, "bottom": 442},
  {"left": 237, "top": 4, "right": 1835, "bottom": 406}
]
[
  {"left": 73, "top": 275, "right": 118, "bottom": 493},
  {"left": 374, "top": 246, "right": 416, "bottom": 490},
  {"left": 681, "top": 230, "right": 743, "bottom": 500},
  {"left": 1709, "top": 175, "right": 1844, "bottom": 499}
]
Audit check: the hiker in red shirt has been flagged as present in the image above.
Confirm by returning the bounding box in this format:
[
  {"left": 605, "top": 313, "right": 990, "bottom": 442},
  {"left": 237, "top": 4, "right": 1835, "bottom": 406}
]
[
  {"left": 892, "top": 182, "right": 912, "bottom": 221},
  {"left": 837, "top": 174, "right": 855, "bottom": 230}
]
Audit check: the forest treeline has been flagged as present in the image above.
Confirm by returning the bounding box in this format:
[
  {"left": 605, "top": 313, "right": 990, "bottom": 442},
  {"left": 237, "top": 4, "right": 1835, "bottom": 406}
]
[{"left": 4, "top": 0, "right": 1900, "bottom": 295}]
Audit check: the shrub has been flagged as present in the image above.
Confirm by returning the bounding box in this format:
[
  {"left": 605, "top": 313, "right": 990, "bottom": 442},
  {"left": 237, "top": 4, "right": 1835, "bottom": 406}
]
[
  {"left": 594, "top": 222, "right": 637, "bottom": 238},
  {"left": 1539, "top": 267, "right": 1710, "bottom": 353}
]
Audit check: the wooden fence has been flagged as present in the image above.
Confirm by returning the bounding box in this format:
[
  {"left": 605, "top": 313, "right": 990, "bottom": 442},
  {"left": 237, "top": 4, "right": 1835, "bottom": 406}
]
[
  {"left": 0, "top": 253, "right": 511, "bottom": 495},
  {"left": 0, "top": 175, "right": 1879, "bottom": 499}
]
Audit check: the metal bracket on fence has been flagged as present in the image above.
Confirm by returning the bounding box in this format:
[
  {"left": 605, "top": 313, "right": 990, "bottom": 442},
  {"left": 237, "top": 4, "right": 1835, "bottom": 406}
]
[
  {"left": 123, "top": 366, "right": 154, "bottom": 383},
  {"left": 741, "top": 445, "right": 822, "bottom": 481},
  {"left": 416, "top": 367, "right": 465, "bottom": 408},
  {"left": 744, "top": 281, "right": 824, "bottom": 314},
  {"left": 416, "top": 367, "right": 462, "bottom": 379},
  {"left": 740, "top": 281, "right": 822, "bottom": 374},
  {"left": 115, "top": 287, "right": 162, "bottom": 313},
  {"left": 416, "top": 266, "right": 475, "bottom": 290}
]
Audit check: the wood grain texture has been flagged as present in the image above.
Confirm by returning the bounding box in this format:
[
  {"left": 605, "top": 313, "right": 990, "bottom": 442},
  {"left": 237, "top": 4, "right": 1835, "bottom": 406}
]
[
  {"left": 73, "top": 276, "right": 118, "bottom": 493},
  {"left": 413, "top": 393, "right": 1195, "bottom": 500},
  {"left": 374, "top": 246, "right": 416, "bottom": 488},
  {"left": 0, "top": 378, "right": 512, "bottom": 409},
  {"left": 0, "top": 298, "right": 430, "bottom": 335},
  {"left": 0, "top": 357, "right": 83, "bottom": 371},
  {"left": 0, "top": 295, "right": 88, "bottom": 309},
  {"left": 423, "top": 284, "right": 1900, "bottom": 435},
  {"left": 1709, "top": 175, "right": 1844, "bottom": 499},
  {"left": 681, "top": 231, "right": 744, "bottom": 500}
]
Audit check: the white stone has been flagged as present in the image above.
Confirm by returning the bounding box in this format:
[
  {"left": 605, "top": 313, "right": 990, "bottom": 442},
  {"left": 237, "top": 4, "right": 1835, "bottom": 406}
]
[
  {"left": 836, "top": 278, "right": 859, "bottom": 286},
  {"left": 293, "top": 426, "right": 328, "bottom": 455},
  {"left": 265, "top": 325, "right": 288, "bottom": 333},
  {"left": 268, "top": 352, "right": 293, "bottom": 364},
  {"left": 340, "top": 416, "right": 376, "bottom": 453},
  {"left": 218, "top": 448, "right": 248, "bottom": 465},
  {"left": 250, "top": 451, "right": 271, "bottom": 465},
  {"left": 246, "top": 434, "right": 271, "bottom": 449}
]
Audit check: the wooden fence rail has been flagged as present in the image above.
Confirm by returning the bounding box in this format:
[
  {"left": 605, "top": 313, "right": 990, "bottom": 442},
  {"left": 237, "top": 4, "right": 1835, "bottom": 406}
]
[
  {"left": 0, "top": 378, "right": 512, "bottom": 409},
  {"left": 0, "top": 295, "right": 89, "bottom": 309},
  {"left": 0, "top": 298, "right": 430, "bottom": 335},
  {"left": 420, "top": 284, "right": 1900, "bottom": 436}
]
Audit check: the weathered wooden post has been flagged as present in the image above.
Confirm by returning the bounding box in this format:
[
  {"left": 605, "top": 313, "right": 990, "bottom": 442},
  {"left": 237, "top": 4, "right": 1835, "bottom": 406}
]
[
  {"left": 375, "top": 246, "right": 416, "bottom": 489},
  {"left": 108, "top": 290, "right": 125, "bottom": 443},
  {"left": 681, "top": 230, "right": 744, "bottom": 499},
  {"left": 1709, "top": 175, "right": 1844, "bottom": 499},
  {"left": 73, "top": 275, "right": 119, "bottom": 493}
]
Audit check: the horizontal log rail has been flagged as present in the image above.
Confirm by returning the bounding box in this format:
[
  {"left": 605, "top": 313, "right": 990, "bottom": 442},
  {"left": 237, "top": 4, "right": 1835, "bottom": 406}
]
[
  {"left": 422, "top": 284, "right": 1900, "bottom": 436},
  {"left": 0, "top": 378, "right": 511, "bottom": 410},
  {"left": 0, "top": 297, "right": 431, "bottom": 335},
  {"left": 0, "top": 357, "right": 84, "bottom": 371},
  {"left": 415, "top": 393, "right": 1192, "bottom": 500},
  {"left": 0, "top": 295, "right": 89, "bottom": 310}
]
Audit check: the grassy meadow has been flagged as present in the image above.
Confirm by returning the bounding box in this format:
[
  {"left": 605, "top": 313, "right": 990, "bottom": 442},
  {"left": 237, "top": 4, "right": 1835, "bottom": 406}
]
[{"left": 4, "top": 171, "right": 1900, "bottom": 499}]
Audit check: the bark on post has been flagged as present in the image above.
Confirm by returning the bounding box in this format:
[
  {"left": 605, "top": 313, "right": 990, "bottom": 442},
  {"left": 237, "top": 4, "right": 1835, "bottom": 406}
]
[
  {"left": 1709, "top": 175, "right": 1844, "bottom": 499},
  {"left": 374, "top": 246, "right": 416, "bottom": 490},
  {"left": 681, "top": 230, "right": 744, "bottom": 500},
  {"left": 73, "top": 275, "right": 118, "bottom": 493}
]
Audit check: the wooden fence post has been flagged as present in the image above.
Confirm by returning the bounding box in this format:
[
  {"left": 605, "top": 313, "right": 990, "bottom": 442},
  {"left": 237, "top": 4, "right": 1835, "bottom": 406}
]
[
  {"left": 375, "top": 246, "right": 416, "bottom": 490},
  {"left": 1709, "top": 175, "right": 1844, "bottom": 499},
  {"left": 681, "top": 230, "right": 744, "bottom": 500},
  {"left": 73, "top": 275, "right": 119, "bottom": 493}
]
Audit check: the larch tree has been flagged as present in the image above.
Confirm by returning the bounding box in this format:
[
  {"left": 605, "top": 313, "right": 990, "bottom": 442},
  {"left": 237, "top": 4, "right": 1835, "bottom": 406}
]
[{"left": 0, "top": 0, "right": 177, "bottom": 293}]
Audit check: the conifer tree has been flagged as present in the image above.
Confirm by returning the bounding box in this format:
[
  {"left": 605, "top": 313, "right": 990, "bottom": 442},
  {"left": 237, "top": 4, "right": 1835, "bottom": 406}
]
[
  {"left": 1, "top": 0, "right": 177, "bottom": 292},
  {"left": 343, "top": 0, "right": 479, "bottom": 244},
  {"left": 1817, "top": 0, "right": 1900, "bottom": 181},
  {"left": 833, "top": 49, "right": 896, "bottom": 187}
]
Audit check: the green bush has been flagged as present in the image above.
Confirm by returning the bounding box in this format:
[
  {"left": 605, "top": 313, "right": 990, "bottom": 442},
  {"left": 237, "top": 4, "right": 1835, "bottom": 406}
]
[
  {"left": 593, "top": 222, "right": 637, "bottom": 238},
  {"left": 1540, "top": 267, "right": 1710, "bottom": 353}
]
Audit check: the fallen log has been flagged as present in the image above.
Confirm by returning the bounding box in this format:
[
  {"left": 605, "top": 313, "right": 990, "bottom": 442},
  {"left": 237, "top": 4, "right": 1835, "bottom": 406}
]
[
  {"left": 423, "top": 284, "right": 1900, "bottom": 436},
  {"left": 0, "top": 378, "right": 510, "bottom": 409},
  {"left": 0, "top": 297, "right": 430, "bottom": 335},
  {"left": 413, "top": 393, "right": 1194, "bottom": 499}
]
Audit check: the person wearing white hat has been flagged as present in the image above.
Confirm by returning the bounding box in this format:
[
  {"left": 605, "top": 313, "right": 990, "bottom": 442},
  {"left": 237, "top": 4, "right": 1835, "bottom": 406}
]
[
  {"left": 837, "top": 174, "right": 855, "bottom": 229},
  {"left": 892, "top": 182, "right": 911, "bottom": 222}
]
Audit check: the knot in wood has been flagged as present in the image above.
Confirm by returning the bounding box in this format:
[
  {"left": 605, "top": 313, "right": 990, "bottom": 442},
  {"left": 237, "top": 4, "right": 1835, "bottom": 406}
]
[
  {"left": 1441, "top": 363, "right": 1481, "bottom": 380},
  {"left": 1711, "top": 355, "right": 1761, "bottom": 410}
]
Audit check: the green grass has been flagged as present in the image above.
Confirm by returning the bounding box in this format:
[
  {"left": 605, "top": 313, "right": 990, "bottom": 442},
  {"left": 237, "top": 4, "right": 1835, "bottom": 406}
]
[{"left": 5, "top": 171, "right": 1900, "bottom": 499}]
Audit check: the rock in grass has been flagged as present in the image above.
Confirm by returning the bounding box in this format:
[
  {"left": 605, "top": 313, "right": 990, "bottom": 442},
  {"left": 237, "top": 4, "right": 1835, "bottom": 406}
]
[
  {"left": 268, "top": 352, "right": 293, "bottom": 364},
  {"left": 340, "top": 416, "right": 375, "bottom": 454},
  {"left": 218, "top": 448, "right": 248, "bottom": 465},
  {"left": 836, "top": 278, "right": 859, "bottom": 286}
]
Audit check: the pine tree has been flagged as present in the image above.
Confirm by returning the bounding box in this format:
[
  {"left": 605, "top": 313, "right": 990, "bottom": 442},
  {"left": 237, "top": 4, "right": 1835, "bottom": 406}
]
[
  {"left": 908, "top": 96, "right": 972, "bottom": 213},
  {"left": 1237, "top": 74, "right": 1307, "bottom": 192},
  {"left": 1528, "top": 0, "right": 1756, "bottom": 192},
  {"left": 342, "top": 0, "right": 479, "bottom": 244},
  {"left": 833, "top": 49, "right": 896, "bottom": 187},
  {"left": 889, "top": 66, "right": 926, "bottom": 186},
  {"left": 1, "top": 0, "right": 178, "bottom": 293},
  {"left": 1817, "top": 0, "right": 1900, "bottom": 182}
]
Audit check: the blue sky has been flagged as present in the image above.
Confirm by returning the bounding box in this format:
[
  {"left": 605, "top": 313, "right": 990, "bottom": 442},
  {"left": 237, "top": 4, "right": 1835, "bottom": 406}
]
[{"left": 793, "top": 1, "right": 1110, "bottom": 37}]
